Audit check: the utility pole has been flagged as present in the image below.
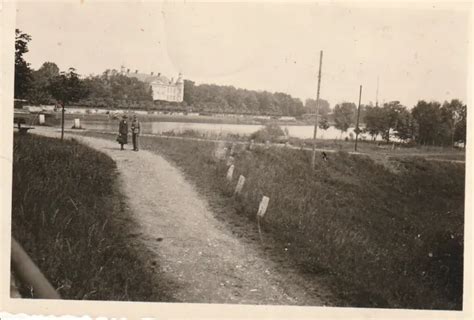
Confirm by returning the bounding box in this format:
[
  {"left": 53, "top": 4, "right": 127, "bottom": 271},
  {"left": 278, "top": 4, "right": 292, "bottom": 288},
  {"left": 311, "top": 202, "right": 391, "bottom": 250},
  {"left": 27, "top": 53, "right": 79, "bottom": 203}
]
[
  {"left": 354, "top": 85, "right": 362, "bottom": 152},
  {"left": 311, "top": 50, "right": 323, "bottom": 168},
  {"left": 61, "top": 102, "right": 65, "bottom": 141}
]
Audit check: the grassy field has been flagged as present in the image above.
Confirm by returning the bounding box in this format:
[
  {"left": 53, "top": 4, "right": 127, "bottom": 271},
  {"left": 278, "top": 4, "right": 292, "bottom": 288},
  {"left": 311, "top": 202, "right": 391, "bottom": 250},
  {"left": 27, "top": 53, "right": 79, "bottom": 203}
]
[
  {"left": 78, "top": 131, "right": 465, "bottom": 309},
  {"left": 11, "top": 133, "right": 172, "bottom": 301}
]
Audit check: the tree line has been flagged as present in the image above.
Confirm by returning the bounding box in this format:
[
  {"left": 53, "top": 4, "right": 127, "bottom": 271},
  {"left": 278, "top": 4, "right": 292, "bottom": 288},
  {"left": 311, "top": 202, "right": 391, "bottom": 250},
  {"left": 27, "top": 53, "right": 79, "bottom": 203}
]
[
  {"left": 330, "top": 100, "right": 466, "bottom": 147},
  {"left": 15, "top": 29, "right": 155, "bottom": 110},
  {"left": 14, "top": 29, "right": 467, "bottom": 146},
  {"left": 14, "top": 29, "right": 319, "bottom": 116},
  {"left": 183, "top": 80, "right": 309, "bottom": 116}
]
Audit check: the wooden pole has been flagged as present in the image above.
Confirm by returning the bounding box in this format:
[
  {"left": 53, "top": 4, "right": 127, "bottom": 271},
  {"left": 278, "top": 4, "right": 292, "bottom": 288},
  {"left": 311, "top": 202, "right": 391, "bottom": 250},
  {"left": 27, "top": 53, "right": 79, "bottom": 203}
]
[
  {"left": 311, "top": 50, "right": 323, "bottom": 168},
  {"left": 61, "top": 103, "right": 65, "bottom": 141},
  {"left": 355, "top": 85, "right": 362, "bottom": 151}
]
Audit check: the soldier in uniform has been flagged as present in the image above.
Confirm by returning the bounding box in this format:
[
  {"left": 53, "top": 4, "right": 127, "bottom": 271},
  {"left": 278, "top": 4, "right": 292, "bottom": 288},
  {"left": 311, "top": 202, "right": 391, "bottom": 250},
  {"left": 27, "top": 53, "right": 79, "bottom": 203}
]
[
  {"left": 131, "top": 114, "right": 141, "bottom": 151},
  {"left": 117, "top": 114, "right": 128, "bottom": 150}
]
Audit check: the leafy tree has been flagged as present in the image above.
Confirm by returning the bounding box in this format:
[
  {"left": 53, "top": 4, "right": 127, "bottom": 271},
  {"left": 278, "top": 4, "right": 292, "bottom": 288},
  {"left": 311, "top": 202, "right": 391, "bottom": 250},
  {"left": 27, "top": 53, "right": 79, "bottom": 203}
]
[
  {"left": 381, "top": 101, "right": 408, "bottom": 142},
  {"left": 256, "top": 91, "right": 277, "bottom": 114},
  {"left": 49, "top": 68, "right": 89, "bottom": 106},
  {"left": 393, "top": 108, "right": 413, "bottom": 142},
  {"left": 363, "top": 105, "right": 386, "bottom": 140},
  {"left": 411, "top": 100, "right": 443, "bottom": 145},
  {"left": 27, "top": 62, "right": 60, "bottom": 104},
  {"left": 333, "top": 102, "right": 356, "bottom": 137},
  {"left": 363, "top": 102, "right": 410, "bottom": 142},
  {"left": 183, "top": 80, "right": 195, "bottom": 107},
  {"left": 275, "top": 92, "right": 304, "bottom": 116},
  {"left": 48, "top": 68, "right": 89, "bottom": 140},
  {"left": 441, "top": 99, "right": 466, "bottom": 146},
  {"left": 79, "top": 72, "right": 152, "bottom": 108},
  {"left": 453, "top": 104, "right": 467, "bottom": 147},
  {"left": 179, "top": 82, "right": 305, "bottom": 116},
  {"left": 243, "top": 91, "right": 259, "bottom": 113},
  {"left": 305, "top": 98, "right": 331, "bottom": 116},
  {"left": 14, "top": 29, "right": 32, "bottom": 99}
]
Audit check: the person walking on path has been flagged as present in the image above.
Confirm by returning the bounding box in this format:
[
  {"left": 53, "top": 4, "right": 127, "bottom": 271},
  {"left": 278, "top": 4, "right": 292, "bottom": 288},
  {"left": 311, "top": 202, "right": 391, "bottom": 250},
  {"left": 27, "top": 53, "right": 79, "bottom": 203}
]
[
  {"left": 131, "top": 114, "right": 141, "bottom": 151},
  {"left": 117, "top": 114, "right": 128, "bottom": 150}
]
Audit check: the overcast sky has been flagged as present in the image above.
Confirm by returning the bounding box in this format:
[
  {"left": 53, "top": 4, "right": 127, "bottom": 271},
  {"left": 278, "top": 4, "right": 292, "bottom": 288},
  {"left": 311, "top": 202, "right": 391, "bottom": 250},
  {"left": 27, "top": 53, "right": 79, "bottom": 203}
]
[{"left": 16, "top": 1, "right": 471, "bottom": 108}]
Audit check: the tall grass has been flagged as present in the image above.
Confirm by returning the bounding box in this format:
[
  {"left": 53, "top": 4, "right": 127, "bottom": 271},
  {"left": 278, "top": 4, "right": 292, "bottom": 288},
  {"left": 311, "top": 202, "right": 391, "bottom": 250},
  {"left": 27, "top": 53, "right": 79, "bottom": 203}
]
[
  {"left": 11, "top": 134, "right": 171, "bottom": 301},
  {"left": 79, "top": 131, "right": 464, "bottom": 309}
]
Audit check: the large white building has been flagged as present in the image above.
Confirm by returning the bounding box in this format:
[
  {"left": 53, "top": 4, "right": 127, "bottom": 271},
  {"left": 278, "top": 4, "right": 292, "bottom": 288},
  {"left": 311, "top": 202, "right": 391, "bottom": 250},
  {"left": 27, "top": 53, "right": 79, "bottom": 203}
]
[
  {"left": 122, "top": 67, "right": 184, "bottom": 102},
  {"left": 150, "top": 74, "right": 184, "bottom": 102}
]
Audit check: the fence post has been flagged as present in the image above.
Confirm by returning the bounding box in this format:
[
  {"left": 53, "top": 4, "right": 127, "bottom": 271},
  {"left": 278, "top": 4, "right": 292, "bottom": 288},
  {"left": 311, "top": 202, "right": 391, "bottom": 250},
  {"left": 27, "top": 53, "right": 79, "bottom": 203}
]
[
  {"left": 257, "top": 196, "right": 270, "bottom": 218},
  {"left": 256, "top": 196, "right": 270, "bottom": 244},
  {"left": 234, "top": 175, "right": 246, "bottom": 195},
  {"left": 226, "top": 165, "right": 234, "bottom": 181}
]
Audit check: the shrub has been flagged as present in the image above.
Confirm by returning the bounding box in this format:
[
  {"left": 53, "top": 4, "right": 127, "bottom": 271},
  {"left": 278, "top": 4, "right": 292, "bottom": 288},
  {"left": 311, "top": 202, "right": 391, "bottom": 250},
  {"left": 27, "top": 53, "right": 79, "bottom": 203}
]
[{"left": 249, "top": 123, "right": 286, "bottom": 143}]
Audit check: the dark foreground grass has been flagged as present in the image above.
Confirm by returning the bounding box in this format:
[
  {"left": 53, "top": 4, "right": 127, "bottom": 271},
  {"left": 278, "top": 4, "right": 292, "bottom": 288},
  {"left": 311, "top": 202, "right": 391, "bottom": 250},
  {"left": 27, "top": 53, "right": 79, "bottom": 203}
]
[
  {"left": 11, "top": 133, "right": 171, "bottom": 301},
  {"left": 79, "top": 132, "right": 465, "bottom": 309}
]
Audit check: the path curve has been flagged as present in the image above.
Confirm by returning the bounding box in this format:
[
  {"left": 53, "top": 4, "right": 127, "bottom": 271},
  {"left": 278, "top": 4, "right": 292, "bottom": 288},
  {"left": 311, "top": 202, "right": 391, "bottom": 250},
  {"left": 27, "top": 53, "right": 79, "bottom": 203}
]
[{"left": 35, "top": 128, "right": 327, "bottom": 305}]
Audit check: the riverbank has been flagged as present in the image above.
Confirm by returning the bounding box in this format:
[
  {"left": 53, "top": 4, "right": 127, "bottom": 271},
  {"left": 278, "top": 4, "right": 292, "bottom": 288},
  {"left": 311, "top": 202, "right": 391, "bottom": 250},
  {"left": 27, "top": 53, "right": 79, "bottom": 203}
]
[
  {"left": 11, "top": 133, "right": 172, "bottom": 301},
  {"left": 66, "top": 125, "right": 465, "bottom": 163},
  {"left": 14, "top": 110, "right": 311, "bottom": 126},
  {"left": 78, "top": 131, "right": 464, "bottom": 309}
]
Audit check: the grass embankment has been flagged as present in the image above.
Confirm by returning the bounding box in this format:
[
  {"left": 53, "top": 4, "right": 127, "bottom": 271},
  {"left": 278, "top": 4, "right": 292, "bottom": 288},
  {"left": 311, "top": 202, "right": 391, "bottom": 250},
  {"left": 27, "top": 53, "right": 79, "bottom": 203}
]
[
  {"left": 162, "top": 129, "right": 465, "bottom": 162},
  {"left": 11, "top": 134, "right": 171, "bottom": 301},
  {"left": 78, "top": 131, "right": 464, "bottom": 309},
  {"left": 114, "top": 125, "right": 465, "bottom": 162},
  {"left": 288, "top": 137, "right": 466, "bottom": 160}
]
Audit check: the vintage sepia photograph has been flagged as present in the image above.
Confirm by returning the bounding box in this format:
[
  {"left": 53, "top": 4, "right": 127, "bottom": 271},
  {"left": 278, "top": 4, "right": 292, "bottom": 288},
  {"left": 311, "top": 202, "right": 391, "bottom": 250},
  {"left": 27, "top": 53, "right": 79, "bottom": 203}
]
[{"left": 1, "top": 0, "right": 471, "bottom": 317}]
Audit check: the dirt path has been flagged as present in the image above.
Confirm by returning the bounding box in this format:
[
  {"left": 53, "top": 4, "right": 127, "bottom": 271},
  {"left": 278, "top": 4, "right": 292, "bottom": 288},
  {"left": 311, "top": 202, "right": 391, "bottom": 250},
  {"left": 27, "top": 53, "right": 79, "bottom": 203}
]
[{"left": 34, "top": 128, "right": 328, "bottom": 305}]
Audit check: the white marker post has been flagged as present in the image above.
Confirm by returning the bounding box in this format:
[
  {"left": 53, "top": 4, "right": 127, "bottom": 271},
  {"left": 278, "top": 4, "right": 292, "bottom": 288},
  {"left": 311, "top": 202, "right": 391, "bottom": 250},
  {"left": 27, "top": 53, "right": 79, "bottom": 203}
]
[
  {"left": 257, "top": 196, "right": 270, "bottom": 244},
  {"left": 226, "top": 165, "right": 234, "bottom": 181},
  {"left": 74, "top": 118, "right": 81, "bottom": 129},
  {"left": 234, "top": 175, "right": 246, "bottom": 195},
  {"left": 257, "top": 196, "right": 270, "bottom": 218},
  {"left": 38, "top": 114, "right": 45, "bottom": 125}
]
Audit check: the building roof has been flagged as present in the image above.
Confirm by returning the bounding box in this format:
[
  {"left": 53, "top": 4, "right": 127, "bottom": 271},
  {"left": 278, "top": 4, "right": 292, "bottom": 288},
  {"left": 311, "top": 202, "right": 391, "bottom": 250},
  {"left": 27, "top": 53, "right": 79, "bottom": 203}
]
[{"left": 124, "top": 72, "right": 171, "bottom": 85}]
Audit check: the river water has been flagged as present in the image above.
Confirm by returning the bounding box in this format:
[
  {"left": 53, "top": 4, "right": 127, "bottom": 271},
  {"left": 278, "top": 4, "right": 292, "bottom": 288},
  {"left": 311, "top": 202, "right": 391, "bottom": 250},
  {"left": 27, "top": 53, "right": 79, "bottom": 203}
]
[{"left": 66, "top": 119, "right": 371, "bottom": 140}]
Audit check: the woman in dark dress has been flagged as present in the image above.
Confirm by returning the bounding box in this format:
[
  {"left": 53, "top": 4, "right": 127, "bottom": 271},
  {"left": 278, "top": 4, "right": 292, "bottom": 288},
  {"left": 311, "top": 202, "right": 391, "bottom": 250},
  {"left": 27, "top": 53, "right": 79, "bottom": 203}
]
[{"left": 117, "top": 115, "right": 128, "bottom": 150}]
